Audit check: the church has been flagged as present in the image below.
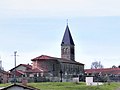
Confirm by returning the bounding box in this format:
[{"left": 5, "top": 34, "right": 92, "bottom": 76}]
[{"left": 31, "top": 25, "right": 84, "bottom": 82}]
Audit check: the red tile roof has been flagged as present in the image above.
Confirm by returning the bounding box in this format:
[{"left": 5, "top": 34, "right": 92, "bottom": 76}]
[
  {"left": 85, "top": 68, "right": 120, "bottom": 75},
  {"left": 10, "top": 70, "right": 25, "bottom": 76},
  {"left": 31, "top": 55, "right": 55, "bottom": 61},
  {"left": 20, "top": 64, "right": 32, "bottom": 69},
  {"left": 31, "top": 55, "right": 84, "bottom": 65}
]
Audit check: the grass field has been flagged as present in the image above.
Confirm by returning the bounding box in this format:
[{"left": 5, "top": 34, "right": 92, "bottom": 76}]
[
  {"left": 28, "top": 82, "right": 120, "bottom": 90},
  {"left": 0, "top": 82, "right": 120, "bottom": 90}
]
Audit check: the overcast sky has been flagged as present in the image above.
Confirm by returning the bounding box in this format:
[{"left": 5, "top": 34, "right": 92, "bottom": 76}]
[{"left": 0, "top": 0, "right": 120, "bottom": 70}]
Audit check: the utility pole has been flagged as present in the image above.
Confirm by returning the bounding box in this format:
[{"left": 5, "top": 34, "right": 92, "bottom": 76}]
[{"left": 14, "top": 51, "right": 17, "bottom": 84}]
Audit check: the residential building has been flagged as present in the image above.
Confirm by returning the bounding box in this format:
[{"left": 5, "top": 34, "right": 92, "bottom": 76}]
[
  {"left": 9, "top": 64, "right": 32, "bottom": 82},
  {"left": 0, "top": 69, "right": 10, "bottom": 83},
  {"left": 85, "top": 68, "right": 120, "bottom": 82}
]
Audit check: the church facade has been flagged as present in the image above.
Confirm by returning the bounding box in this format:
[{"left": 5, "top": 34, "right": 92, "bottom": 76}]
[{"left": 31, "top": 25, "right": 84, "bottom": 82}]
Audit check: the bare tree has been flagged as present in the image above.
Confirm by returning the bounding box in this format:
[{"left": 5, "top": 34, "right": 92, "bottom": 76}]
[
  {"left": 118, "top": 65, "right": 120, "bottom": 68},
  {"left": 91, "top": 61, "right": 103, "bottom": 69},
  {"left": 112, "top": 65, "right": 117, "bottom": 68}
]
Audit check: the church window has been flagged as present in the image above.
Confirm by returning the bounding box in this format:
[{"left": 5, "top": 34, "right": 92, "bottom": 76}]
[
  {"left": 64, "top": 48, "right": 67, "bottom": 54},
  {"left": 62, "top": 48, "right": 66, "bottom": 54},
  {"left": 62, "top": 48, "right": 69, "bottom": 54},
  {"left": 66, "top": 48, "right": 68, "bottom": 54},
  {"left": 53, "top": 64, "right": 55, "bottom": 71}
]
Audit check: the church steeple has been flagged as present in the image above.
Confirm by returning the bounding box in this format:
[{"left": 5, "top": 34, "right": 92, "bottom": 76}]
[
  {"left": 61, "top": 25, "right": 74, "bottom": 46},
  {"left": 61, "top": 25, "right": 75, "bottom": 61}
]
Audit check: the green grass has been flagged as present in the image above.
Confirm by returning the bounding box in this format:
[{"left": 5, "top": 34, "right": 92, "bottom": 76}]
[
  {"left": 28, "top": 82, "right": 120, "bottom": 90},
  {"left": 0, "top": 83, "right": 11, "bottom": 87},
  {"left": 0, "top": 82, "right": 120, "bottom": 90}
]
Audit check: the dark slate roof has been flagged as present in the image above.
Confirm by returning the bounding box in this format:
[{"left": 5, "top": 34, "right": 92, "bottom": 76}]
[
  {"left": 57, "top": 58, "right": 84, "bottom": 65},
  {"left": 61, "top": 25, "right": 75, "bottom": 45}
]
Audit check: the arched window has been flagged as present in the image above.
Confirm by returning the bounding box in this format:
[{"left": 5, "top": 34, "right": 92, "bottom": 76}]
[
  {"left": 62, "top": 48, "right": 70, "bottom": 54},
  {"left": 66, "top": 48, "right": 68, "bottom": 54},
  {"left": 64, "top": 48, "right": 66, "bottom": 54}
]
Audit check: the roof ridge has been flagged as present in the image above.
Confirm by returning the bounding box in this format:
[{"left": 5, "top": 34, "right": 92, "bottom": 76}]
[{"left": 31, "top": 55, "right": 58, "bottom": 61}]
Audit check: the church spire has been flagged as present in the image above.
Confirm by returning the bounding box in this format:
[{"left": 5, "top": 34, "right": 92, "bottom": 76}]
[
  {"left": 61, "top": 25, "right": 75, "bottom": 61},
  {"left": 61, "top": 25, "right": 74, "bottom": 46}
]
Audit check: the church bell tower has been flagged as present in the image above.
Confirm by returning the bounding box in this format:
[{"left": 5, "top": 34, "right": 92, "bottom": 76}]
[{"left": 61, "top": 25, "right": 75, "bottom": 61}]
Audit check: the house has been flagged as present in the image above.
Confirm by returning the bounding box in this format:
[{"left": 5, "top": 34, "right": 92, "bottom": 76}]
[
  {"left": 10, "top": 64, "right": 32, "bottom": 72},
  {"left": 85, "top": 68, "right": 120, "bottom": 82},
  {"left": 25, "top": 68, "right": 45, "bottom": 82},
  {"left": 9, "top": 64, "right": 32, "bottom": 82},
  {"left": 9, "top": 63, "right": 46, "bottom": 82},
  {"left": 0, "top": 69, "right": 10, "bottom": 83},
  {"left": 31, "top": 25, "right": 84, "bottom": 82},
  {"left": 0, "top": 84, "right": 40, "bottom": 90},
  {"left": 85, "top": 68, "right": 120, "bottom": 75}
]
